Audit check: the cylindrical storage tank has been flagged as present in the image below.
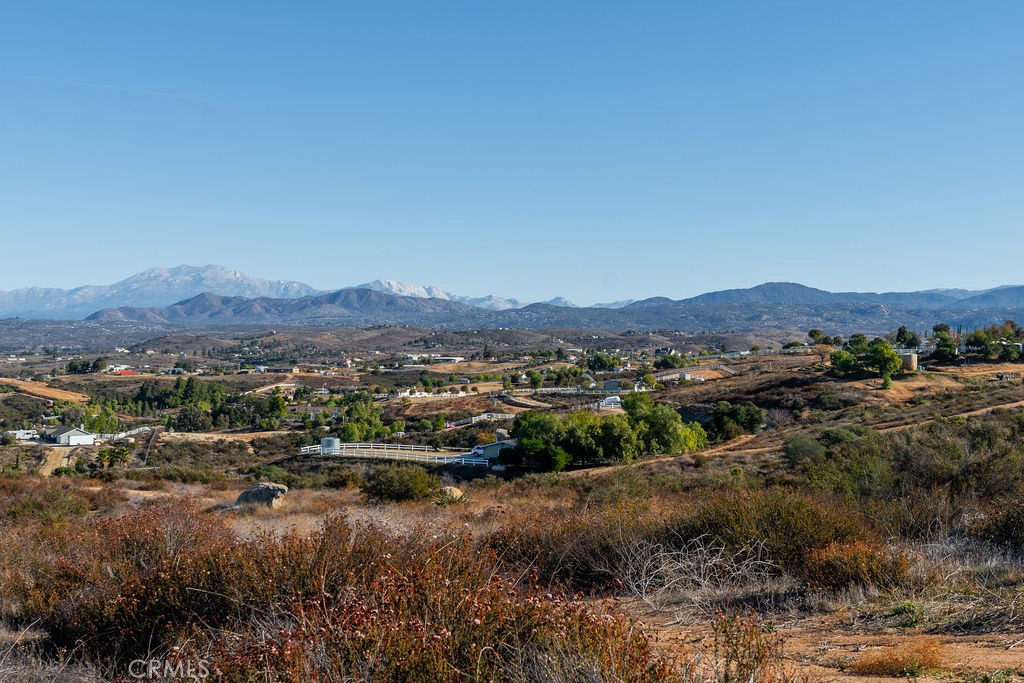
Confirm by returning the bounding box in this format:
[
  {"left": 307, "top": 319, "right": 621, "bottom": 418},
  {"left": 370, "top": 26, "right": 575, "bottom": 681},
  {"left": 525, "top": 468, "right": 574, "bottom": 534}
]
[{"left": 321, "top": 437, "right": 341, "bottom": 455}]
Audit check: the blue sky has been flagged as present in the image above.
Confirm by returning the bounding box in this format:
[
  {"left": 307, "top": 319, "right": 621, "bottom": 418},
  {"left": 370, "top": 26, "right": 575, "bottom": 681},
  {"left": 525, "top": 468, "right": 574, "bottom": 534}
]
[{"left": 2, "top": 2, "right": 1022, "bottom": 304}]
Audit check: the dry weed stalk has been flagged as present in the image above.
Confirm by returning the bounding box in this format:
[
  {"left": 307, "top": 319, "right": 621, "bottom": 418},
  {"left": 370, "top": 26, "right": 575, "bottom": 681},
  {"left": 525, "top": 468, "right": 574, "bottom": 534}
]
[{"left": 606, "top": 532, "right": 780, "bottom": 619}]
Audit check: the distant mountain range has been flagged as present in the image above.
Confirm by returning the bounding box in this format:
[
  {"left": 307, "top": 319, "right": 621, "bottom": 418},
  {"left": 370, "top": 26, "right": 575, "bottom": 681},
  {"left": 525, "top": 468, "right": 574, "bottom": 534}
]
[
  {"left": 6, "top": 267, "right": 1024, "bottom": 334},
  {"left": 357, "top": 279, "right": 579, "bottom": 310},
  {"left": 0, "top": 267, "right": 576, "bottom": 319},
  {"left": 0, "top": 265, "right": 320, "bottom": 319},
  {"left": 85, "top": 280, "right": 1024, "bottom": 334}
]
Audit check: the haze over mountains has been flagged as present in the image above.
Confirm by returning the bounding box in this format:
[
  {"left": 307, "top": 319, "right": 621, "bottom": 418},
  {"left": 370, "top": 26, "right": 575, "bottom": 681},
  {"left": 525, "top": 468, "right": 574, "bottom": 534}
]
[
  {"left": 4, "top": 266, "right": 1024, "bottom": 334},
  {"left": 0, "top": 266, "right": 574, "bottom": 319},
  {"left": 0, "top": 266, "right": 320, "bottom": 319}
]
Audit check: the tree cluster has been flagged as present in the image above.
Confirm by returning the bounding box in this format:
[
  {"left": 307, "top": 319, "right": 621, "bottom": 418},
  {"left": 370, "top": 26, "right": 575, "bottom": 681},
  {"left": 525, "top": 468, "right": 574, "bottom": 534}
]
[
  {"left": 960, "top": 320, "right": 1023, "bottom": 361},
  {"left": 506, "top": 394, "right": 706, "bottom": 472},
  {"left": 579, "top": 352, "right": 621, "bottom": 372},
  {"left": 829, "top": 336, "right": 903, "bottom": 385},
  {"left": 706, "top": 401, "right": 765, "bottom": 441},
  {"left": 133, "top": 377, "right": 286, "bottom": 432},
  {"left": 64, "top": 358, "right": 105, "bottom": 375},
  {"left": 807, "top": 330, "right": 843, "bottom": 347},
  {"left": 652, "top": 353, "right": 696, "bottom": 370}
]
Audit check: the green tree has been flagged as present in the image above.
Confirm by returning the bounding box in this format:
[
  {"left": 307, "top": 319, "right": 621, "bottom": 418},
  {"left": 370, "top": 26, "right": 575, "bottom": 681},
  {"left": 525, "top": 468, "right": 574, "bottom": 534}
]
[
  {"left": 561, "top": 411, "right": 603, "bottom": 464},
  {"left": 641, "top": 405, "right": 703, "bottom": 455},
  {"left": 267, "top": 394, "right": 288, "bottom": 418},
  {"left": 708, "top": 401, "right": 764, "bottom": 440},
  {"left": 598, "top": 414, "right": 643, "bottom": 463},
  {"left": 783, "top": 434, "right": 826, "bottom": 467},
  {"left": 932, "top": 330, "right": 959, "bottom": 362},
  {"left": 583, "top": 352, "right": 621, "bottom": 372},
  {"left": 894, "top": 325, "right": 921, "bottom": 348},
  {"left": 964, "top": 330, "right": 996, "bottom": 358},
  {"left": 999, "top": 344, "right": 1020, "bottom": 362},
  {"left": 845, "top": 334, "right": 869, "bottom": 356},
  {"left": 511, "top": 411, "right": 564, "bottom": 444},
  {"left": 867, "top": 339, "right": 903, "bottom": 382},
  {"left": 174, "top": 406, "right": 213, "bottom": 432},
  {"left": 622, "top": 393, "right": 654, "bottom": 422},
  {"left": 515, "top": 437, "right": 572, "bottom": 472},
  {"left": 829, "top": 349, "right": 860, "bottom": 377}
]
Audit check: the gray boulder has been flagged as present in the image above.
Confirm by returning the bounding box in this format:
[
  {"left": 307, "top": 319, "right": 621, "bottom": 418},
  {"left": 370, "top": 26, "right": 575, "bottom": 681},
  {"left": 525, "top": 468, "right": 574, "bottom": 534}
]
[
  {"left": 439, "top": 486, "right": 464, "bottom": 501},
  {"left": 235, "top": 482, "right": 288, "bottom": 508}
]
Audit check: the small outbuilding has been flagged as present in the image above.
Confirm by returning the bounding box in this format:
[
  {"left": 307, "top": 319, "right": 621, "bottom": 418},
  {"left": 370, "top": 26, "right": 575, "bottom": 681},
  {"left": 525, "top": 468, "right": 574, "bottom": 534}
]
[
  {"left": 3, "top": 429, "right": 38, "bottom": 441},
  {"left": 471, "top": 439, "right": 518, "bottom": 460},
  {"left": 899, "top": 352, "right": 918, "bottom": 372}
]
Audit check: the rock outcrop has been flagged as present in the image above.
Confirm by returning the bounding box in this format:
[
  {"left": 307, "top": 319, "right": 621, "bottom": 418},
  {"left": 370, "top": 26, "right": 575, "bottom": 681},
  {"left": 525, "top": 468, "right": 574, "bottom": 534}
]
[
  {"left": 235, "top": 482, "right": 288, "bottom": 508},
  {"left": 439, "top": 486, "right": 464, "bottom": 501}
]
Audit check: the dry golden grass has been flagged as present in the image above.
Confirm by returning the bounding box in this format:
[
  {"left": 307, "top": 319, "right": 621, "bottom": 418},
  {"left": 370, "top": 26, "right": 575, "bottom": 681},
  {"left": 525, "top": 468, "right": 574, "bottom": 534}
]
[
  {"left": 847, "top": 636, "right": 945, "bottom": 677},
  {"left": 0, "top": 378, "right": 90, "bottom": 402}
]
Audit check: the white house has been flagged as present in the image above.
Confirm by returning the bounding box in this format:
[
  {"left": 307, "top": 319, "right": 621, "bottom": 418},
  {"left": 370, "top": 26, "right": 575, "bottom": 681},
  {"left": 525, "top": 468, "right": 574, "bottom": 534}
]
[{"left": 47, "top": 426, "right": 96, "bottom": 446}]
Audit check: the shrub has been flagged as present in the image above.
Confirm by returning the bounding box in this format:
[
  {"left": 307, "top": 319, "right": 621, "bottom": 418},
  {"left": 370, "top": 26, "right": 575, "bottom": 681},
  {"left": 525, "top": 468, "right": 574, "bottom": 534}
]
[
  {"left": 891, "top": 600, "right": 926, "bottom": 627},
  {"left": 242, "top": 463, "right": 294, "bottom": 486},
  {"left": 361, "top": 464, "right": 438, "bottom": 501},
  {"left": 782, "top": 435, "right": 825, "bottom": 467},
  {"left": 847, "top": 636, "right": 944, "bottom": 676},
  {"left": 803, "top": 541, "right": 910, "bottom": 591},
  {"left": 20, "top": 505, "right": 677, "bottom": 681},
  {"left": 487, "top": 499, "right": 661, "bottom": 590},
  {"left": 976, "top": 502, "right": 1024, "bottom": 550},
  {"left": 0, "top": 479, "right": 93, "bottom": 524},
  {"left": 710, "top": 612, "right": 799, "bottom": 683},
  {"left": 708, "top": 401, "right": 764, "bottom": 442},
  {"left": 671, "top": 490, "right": 869, "bottom": 576}
]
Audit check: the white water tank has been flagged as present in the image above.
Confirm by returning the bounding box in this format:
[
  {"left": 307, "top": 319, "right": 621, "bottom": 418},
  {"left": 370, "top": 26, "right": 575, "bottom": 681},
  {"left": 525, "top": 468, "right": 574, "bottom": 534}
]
[{"left": 321, "top": 437, "right": 341, "bottom": 455}]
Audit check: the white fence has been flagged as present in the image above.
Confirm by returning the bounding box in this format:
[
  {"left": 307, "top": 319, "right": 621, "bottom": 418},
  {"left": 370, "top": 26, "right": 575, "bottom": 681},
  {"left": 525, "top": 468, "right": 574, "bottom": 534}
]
[
  {"left": 653, "top": 364, "right": 737, "bottom": 381},
  {"left": 300, "top": 442, "right": 465, "bottom": 455},
  {"left": 503, "top": 387, "right": 643, "bottom": 397},
  {"left": 449, "top": 412, "right": 516, "bottom": 427},
  {"left": 297, "top": 441, "right": 488, "bottom": 467},
  {"left": 96, "top": 426, "right": 156, "bottom": 441}
]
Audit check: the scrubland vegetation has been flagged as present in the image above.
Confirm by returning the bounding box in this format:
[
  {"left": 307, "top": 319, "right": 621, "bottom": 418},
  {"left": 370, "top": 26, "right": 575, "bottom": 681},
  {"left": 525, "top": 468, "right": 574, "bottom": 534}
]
[{"left": 4, "top": 408, "right": 1024, "bottom": 679}]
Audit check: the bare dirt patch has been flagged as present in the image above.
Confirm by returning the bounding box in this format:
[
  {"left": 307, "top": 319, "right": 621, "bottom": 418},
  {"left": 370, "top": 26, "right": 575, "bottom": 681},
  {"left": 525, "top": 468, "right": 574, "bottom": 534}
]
[
  {"left": 0, "top": 378, "right": 90, "bottom": 403},
  {"left": 160, "top": 430, "right": 287, "bottom": 444},
  {"left": 383, "top": 395, "right": 495, "bottom": 419}
]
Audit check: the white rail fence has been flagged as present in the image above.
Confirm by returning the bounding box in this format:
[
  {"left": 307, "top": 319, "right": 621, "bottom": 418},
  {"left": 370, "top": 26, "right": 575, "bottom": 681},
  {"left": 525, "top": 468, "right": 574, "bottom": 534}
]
[
  {"left": 653, "top": 364, "right": 737, "bottom": 381},
  {"left": 297, "top": 441, "right": 489, "bottom": 467},
  {"left": 449, "top": 412, "right": 517, "bottom": 427},
  {"left": 95, "top": 426, "right": 156, "bottom": 441}
]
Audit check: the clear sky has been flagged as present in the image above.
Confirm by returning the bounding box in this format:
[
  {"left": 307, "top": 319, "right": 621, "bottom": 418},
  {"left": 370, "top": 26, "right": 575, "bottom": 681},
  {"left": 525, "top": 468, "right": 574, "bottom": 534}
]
[{"left": 2, "top": 2, "right": 1022, "bottom": 304}]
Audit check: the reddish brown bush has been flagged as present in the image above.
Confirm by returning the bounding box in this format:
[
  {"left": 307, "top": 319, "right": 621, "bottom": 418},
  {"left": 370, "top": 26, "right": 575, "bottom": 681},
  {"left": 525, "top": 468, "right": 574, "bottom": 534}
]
[
  {"left": 847, "top": 636, "right": 944, "bottom": 676},
  {"left": 803, "top": 541, "right": 910, "bottom": 591},
  {"left": 16, "top": 502, "right": 675, "bottom": 680}
]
